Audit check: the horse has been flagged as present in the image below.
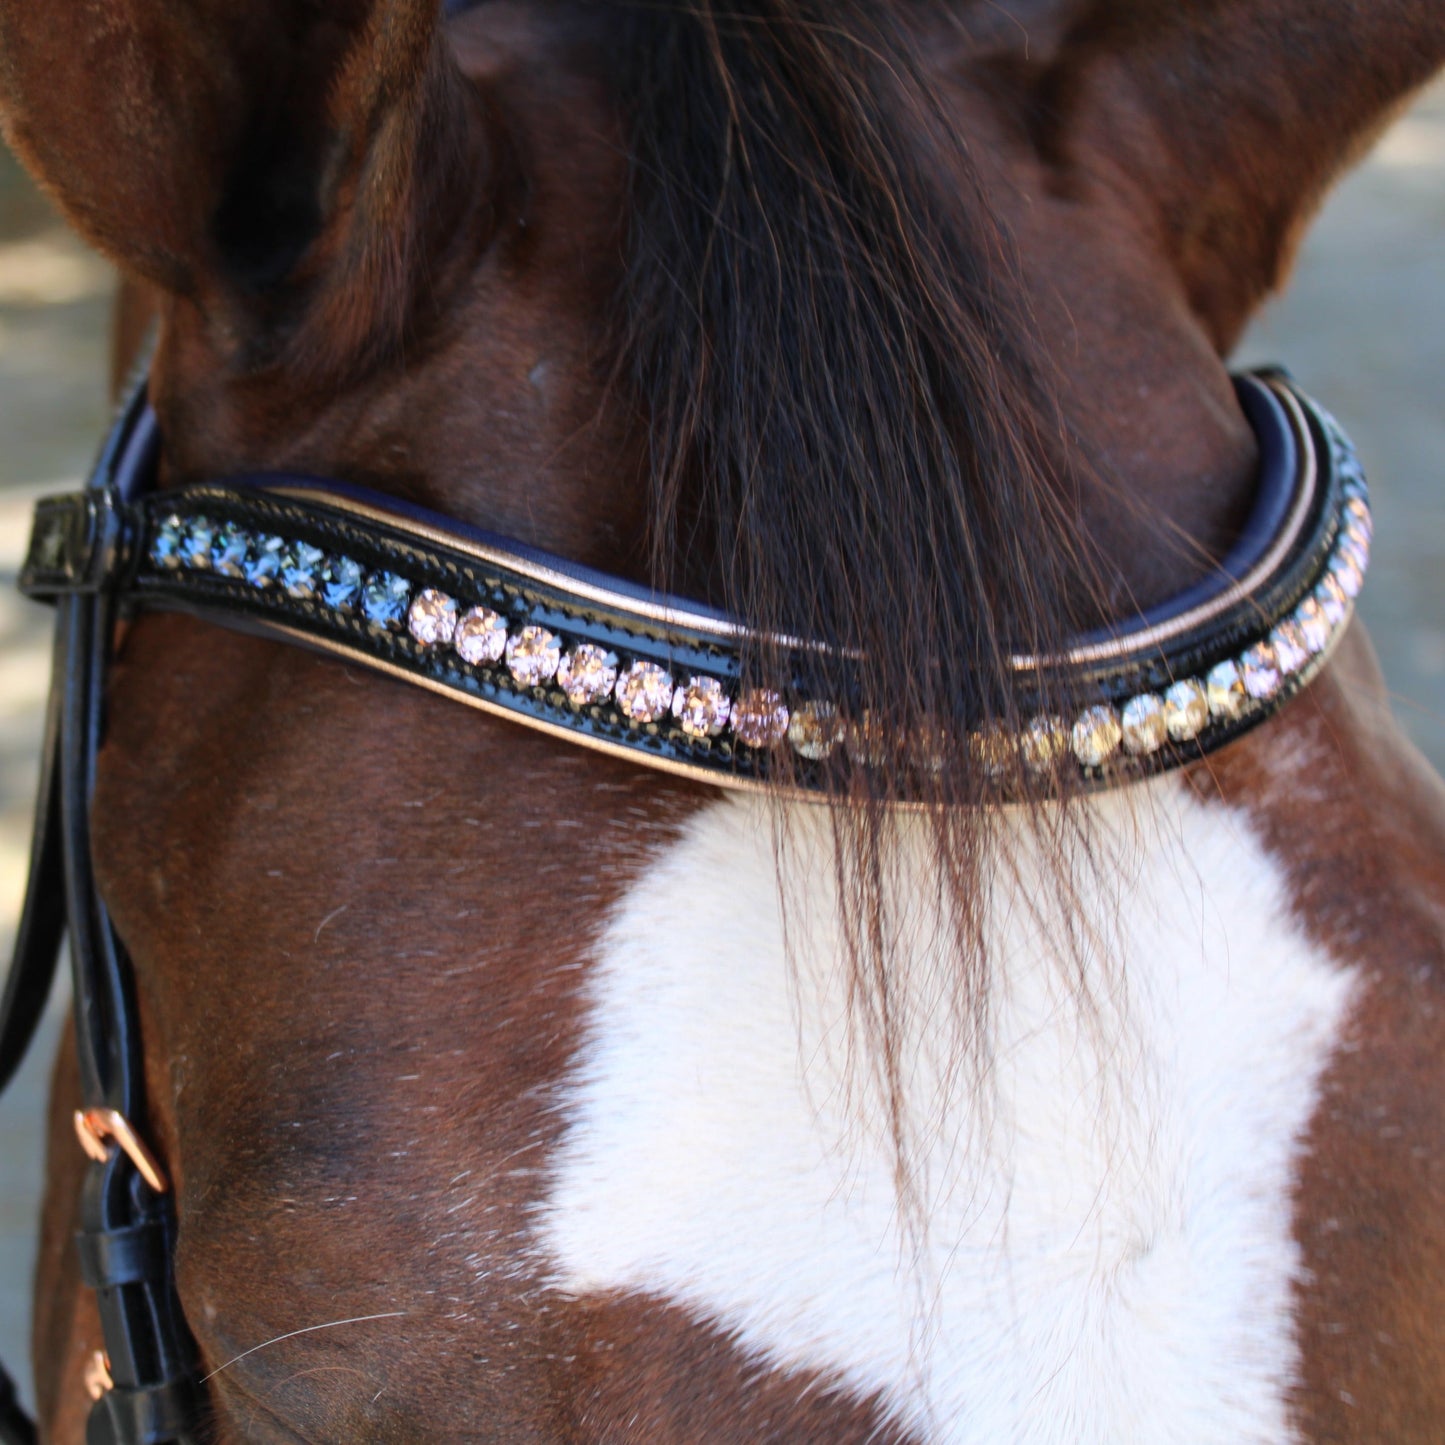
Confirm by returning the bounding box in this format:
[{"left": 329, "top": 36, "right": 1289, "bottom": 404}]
[{"left": 1, "top": 1, "right": 1443, "bottom": 1440}]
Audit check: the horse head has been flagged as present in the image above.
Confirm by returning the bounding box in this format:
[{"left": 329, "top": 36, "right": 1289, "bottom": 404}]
[{"left": 2, "top": 2, "right": 1443, "bottom": 1440}]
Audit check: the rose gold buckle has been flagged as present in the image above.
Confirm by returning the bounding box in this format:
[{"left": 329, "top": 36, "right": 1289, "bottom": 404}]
[
  {"left": 73, "top": 1107, "right": 169, "bottom": 1194},
  {"left": 83, "top": 1350, "right": 113, "bottom": 1402}
]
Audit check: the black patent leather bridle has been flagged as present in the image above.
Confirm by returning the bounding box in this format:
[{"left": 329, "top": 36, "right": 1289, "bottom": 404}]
[{"left": 0, "top": 366, "right": 1371, "bottom": 1444}]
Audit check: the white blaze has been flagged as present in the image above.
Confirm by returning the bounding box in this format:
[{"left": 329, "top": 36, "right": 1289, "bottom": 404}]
[{"left": 539, "top": 780, "right": 1355, "bottom": 1443}]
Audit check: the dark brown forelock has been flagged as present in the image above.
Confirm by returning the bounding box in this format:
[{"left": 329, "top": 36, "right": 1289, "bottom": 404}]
[{"left": 603, "top": 0, "right": 1111, "bottom": 1217}]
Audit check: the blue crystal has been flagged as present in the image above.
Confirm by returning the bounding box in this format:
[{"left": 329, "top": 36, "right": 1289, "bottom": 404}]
[
  {"left": 150, "top": 515, "right": 183, "bottom": 570},
  {"left": 210, "top": 525, "right": 251, "bottom": 577},
  {"left": 243, "top": 535, "right": 285, "bottom": 588},
  {"left": 180, "top": 516, "right": 214, "bottom": 569},
  {"left": 320, "top": 555, "right": 364, "bottom": 612},
  {"left": 361, "top": 572, "right": 411, "bottom": 631},
  {"left": 280, "top": 541, "right": 325, "bottom": 600}
]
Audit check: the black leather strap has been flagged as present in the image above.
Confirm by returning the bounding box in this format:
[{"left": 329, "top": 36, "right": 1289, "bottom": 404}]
[
  {"left": 77, "top": 1219, "right": 170, "bottom": 1292},
  {"left": 0, "top": 379, "right": 202, "bottom": 1445},
  {"left": 86, "top": 1381, "right": 195, "bottom": 1445}
]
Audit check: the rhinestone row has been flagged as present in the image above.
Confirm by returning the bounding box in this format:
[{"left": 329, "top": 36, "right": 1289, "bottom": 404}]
[
  {"left": 146, "top": 512, "right": 803, "bottom": 750},
  {"left": 1061, "top": 434, "right": 1371, "bottom": 773},
  {"left": 148, "top": 445, "right": 1369, "bottom": 777}
]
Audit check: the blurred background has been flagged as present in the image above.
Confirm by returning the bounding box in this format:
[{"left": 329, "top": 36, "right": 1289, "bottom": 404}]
[{"left": 0, "top": 84, "right": 1442, "bottom": 1412}]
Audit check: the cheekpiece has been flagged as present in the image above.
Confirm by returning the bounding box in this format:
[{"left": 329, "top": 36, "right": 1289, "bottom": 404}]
[{"left": 19, "top": 371, "right": 1370, "bottom": 799}]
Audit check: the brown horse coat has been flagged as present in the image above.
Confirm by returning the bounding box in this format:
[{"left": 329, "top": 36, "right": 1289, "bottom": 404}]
[{"left": 3, "top": 2, "right": 1445, "bottom": 1439}]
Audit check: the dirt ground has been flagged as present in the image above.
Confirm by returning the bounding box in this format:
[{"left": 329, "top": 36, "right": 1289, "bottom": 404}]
[{"left": 0, "top": 84, "right": 1441, "bottom": 1413}]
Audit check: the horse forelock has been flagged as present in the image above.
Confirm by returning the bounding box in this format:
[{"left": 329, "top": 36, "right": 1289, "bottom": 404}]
[
  {"left": 612, "top": 1, "right": 1090, "bottom": 729},
  {"left": 598, "top": 0, "right": 1126, "bottom": 1215}
]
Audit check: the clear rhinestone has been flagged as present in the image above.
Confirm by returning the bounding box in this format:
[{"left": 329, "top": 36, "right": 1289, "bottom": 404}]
[
  {"left": 408, "top": 588, "right": 458, "bottom": 647},
  {"left": 1022, "top": 715, "right": 1069, "bottom": 773},
  {"left": 361, "top": 572, "right": 411, "bottom": 630},
  {"left": 243, "top": 535, "right": 285, "bottom": 588},
  {"left": 1271, "top": 620, "right": 1309, "bottom": 675},
  {"left": 731, "top": 689, "right": 790, "bottom": 748},
  {"left": 210, "top": 525, "right": 250, "bottom": 577},
  {"left": 319, "top": 555, "right": 363, "bottom": 612},
  {"left": 788, "top": 701, "right": 845, "bottom": 760},
  {"left": 1344, "top": 497, "right": 1372, "bottom": 541},
  {"left": 506, "top": 625, "right": 561, "bottom": 686},
  {"left": 1339, "top": 532, "right": 1369, "bottom": 577},
  {"left": 454, "top": 607, "right": 509, "bottom": 666},
  {"left": 615, "top": 660, "right": 674, "bottom": 722},
  {"left": 672, "top": 676, "right": 731, "bottom": 738},
  {"left": 1121, "top": 694, "right": 1169, "bottom": 756},
  {"left": 280, "top": 541, "right": 325, "bottom": 600},
  {"left": 1241, "top": 642, "right": 1281, "bottom": 700},
  {"left": 556, "top": 644, "right": 618, "bottom": 705},
  {"left": 1315, "top": 573, "right": 1349, "bottom": 626},
  {"left": 1072, "top": 705, "right": 1123, "bottom": 768},
  {"left": 150, "top": 515, "right": 183, "bottom": 570},
  {"left": 1163, "top": 680, "right": 1209, "bottom": 742},
  {"left": 180, "top": 516, "right": 214, "bottom": 569},
  {"left": 1294, "top": 597, "right": 1331, "bottom": 654},
  {"left": 1332, "top": 550, "right": 1364, "bottom": 599},
  {"left": 1206, "top": 660, "right": 1247, "bottom": 720}
]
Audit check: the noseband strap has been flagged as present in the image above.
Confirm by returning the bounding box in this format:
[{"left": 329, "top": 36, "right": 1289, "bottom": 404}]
[{"left": 0, "top": 367, "right": 1371, "bottom": 1444}]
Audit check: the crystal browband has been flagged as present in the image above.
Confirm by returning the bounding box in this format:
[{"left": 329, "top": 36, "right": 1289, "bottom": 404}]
[{"left": 19, "top": 371, "right": 1369, "bottom": 797}]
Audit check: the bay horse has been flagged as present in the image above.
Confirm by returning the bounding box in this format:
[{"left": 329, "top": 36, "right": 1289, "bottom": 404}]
[{"left": 1, "top": 1, "right": 1444, "bottom": 1440}]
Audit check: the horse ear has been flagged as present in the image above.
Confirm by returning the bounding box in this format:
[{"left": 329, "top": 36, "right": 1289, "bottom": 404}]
[
  {"left": 0, "top": 0, "right": 486, "bottom": 369},
  {"left": 1049, "top": 2, "right": 1445, "bottom": 349}
]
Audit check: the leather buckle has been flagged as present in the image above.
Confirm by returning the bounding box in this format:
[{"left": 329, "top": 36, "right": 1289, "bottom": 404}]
[
  {"left": 19, "top": 489, "right": 125, "bottom": 599},
  {"left": 84, "top": 1352, "right": 114, "bottom": 1403},
  {"left": 74, "top": 1108, "right": 169, "bottom": 1194}
]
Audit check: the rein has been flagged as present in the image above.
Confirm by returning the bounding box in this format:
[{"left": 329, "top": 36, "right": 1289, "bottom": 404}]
[{"left": 0, "top": 367, "right": 1371, "bottom": 1445}]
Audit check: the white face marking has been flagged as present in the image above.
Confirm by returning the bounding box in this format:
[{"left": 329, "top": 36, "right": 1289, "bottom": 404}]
[{"left": 538, "top": 781, "right": 1356, "bottom": 1443}]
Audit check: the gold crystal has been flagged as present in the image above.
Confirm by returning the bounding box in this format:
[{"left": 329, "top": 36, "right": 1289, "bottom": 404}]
[
  {"left": 788, "top": 701, "right": 845, "bottom": 761},
  {"left": 731, "top": 689, "right": 790, "bottom": 748},
  {"left": 407, "top": 588, "right": 457, "bottom": 647},
  {"left": 846, "top": 711, "right": 889, "bottom": 768},
  {"left": 1240, "top": 642, "right": 1280, "bottom": 700},
  {"left": 1315, "top": 574, "right": 1349, "bottom": 627},
  {"left": 672, "top": 676, "right": 731, "bottom": 738},
  {"left": 969, "top": 724, "right": 1014, "bottom": 779},
  {"left": 615, "top": 661, "right": 674, "bottom": 722},
  {"left": 556, "top": 644, "right": 618, "bottom": 706},
  {"left": 1331, "top": 550, "right": 1363, "bottom": 599},
  {"left": 505, "top": 625, "right": 561, "bottom": 687},
  {"left": 454, "top": 606, "right": 508, "bottom": 665},
  {"left": 1294, "top": 597, "right": 1331, "bottom": 654},
  {"left": 1162, "top": 680, "right": 1209, "bottom": 742},
  {"left": 1270, "top": 620, "right": 1309, "bottom": 675},
  {"left": 1072, "top": 705, "right": 1122, "bottom": 769},
  {"left": 1120, "top": 694, "right": 1168, "bottom": 756},
  {"left": 1022, "top": 715, "right": 1069, "bottom": 773},
  {"left": 1344, "top": 496, "right": 1372, "bottom": 541},
  {"left": 1206, "top": 660, "right": 1247, "bottom": 720}
]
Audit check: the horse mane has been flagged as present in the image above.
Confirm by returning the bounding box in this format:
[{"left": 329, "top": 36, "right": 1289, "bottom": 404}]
[{"left": 606, "top": 0, "right": 1113, "bottom": 1201}]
